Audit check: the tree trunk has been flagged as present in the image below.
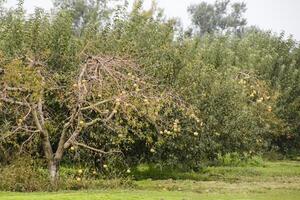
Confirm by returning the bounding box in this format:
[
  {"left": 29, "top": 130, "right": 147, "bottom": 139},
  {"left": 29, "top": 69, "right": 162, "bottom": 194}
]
[
  {"left": 32, "top": 104, "right": 60, "bottom": 185},
  {"left": 48, "top": 160, "right": 59, "bottom": 186}
]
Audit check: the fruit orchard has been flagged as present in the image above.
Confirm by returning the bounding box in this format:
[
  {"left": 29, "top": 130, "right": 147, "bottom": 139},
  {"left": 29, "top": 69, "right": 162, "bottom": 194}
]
[{"left": 0, "top": 0, "right": 299, "bottom": 189}]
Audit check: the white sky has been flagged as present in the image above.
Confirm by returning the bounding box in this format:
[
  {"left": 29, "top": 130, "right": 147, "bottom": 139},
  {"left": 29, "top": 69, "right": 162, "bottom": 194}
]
[{"left": 4, "top": 0, "right": 300, "bottom": 40}]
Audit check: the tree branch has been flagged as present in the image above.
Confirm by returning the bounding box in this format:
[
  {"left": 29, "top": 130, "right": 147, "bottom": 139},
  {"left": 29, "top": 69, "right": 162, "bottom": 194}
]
[
  {"left": 5, "top": 86, "right": 28, "bottom": 92},
  {"left": 74, "top": 142, "right": 122, "bottom": 154},
  {"left": 0, "top": 97, "right": 27, "bottom": 106},
  {"left": 32, "top": 104, "right": 54, "bottom": 161},
  {"left": 19, "top": 132, "right": 37, "bottom": 154},
  {"left": 81, "top": 99, "right": 112, "bottom": 111}
]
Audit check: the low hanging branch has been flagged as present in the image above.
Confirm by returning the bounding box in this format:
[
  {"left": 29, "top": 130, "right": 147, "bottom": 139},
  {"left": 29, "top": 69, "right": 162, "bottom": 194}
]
[{"left": 74, "top": 141, "right": 122, "bottom": 155}]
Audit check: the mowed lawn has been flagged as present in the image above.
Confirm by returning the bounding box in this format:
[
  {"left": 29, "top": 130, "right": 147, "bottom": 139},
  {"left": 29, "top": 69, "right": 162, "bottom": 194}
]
[
  {"left": 1, "top": 190, "right": 300, "bottom": 200},
  {"left": 1, "top": 161, "right": 300, "bottom": 200},
  {"left": 0, "top": 190, "right": 300, "bottom": 200}
]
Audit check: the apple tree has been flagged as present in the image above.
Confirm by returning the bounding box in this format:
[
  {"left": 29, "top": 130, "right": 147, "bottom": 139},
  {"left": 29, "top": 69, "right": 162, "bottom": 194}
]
[{"left": 0, "top": 55, "right": 199, "bottom": 183}]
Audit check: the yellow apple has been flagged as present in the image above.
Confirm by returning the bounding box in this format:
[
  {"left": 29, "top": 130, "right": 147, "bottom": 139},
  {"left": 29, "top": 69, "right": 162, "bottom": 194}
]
[
  {"left": 267, "top": 106, "right": 272, "bottom": 112},
  {"left": 150, "top": 148, "right": 155, "bottom": 153},
  {"left": 256, "top": 99, "right": 263, "bottom": 103}
]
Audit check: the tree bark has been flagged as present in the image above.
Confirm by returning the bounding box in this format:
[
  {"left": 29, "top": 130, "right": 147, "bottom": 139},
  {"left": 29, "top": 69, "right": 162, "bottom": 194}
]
[
  {"left": 32, "top": 104, "right": 59, "bottom": 185},
  {"left": 48, "top": 160, "right": 59, "bottom": 184}
]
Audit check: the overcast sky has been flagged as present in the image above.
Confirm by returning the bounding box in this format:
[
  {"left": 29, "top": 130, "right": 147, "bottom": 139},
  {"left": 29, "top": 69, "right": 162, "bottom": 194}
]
[{"left": 5, "top": 0, "right": 300, "bottom": 40}]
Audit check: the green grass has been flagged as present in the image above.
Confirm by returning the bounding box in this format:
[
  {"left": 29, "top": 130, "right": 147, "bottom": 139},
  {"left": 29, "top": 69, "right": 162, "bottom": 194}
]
[
  {"left": 202, "top": 160, "right": 300, "bottom": 181},
  {"left": 1, "top": 160, "right": 300, "bottom": 200},
  {"left": 133, "top": 160, "right": 300, "bottom": 181},
  {"left": 1, "top": 189, "right": 300, "bottom": 200}
]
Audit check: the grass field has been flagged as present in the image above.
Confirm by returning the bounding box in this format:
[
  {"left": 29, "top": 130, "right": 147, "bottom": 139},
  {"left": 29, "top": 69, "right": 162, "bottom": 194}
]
[
  {"left": 1, "top": 161, "right": 300, "bottom": 200},
  {"left": 1, "top": 189, "right": 300, "bottom": 200}
]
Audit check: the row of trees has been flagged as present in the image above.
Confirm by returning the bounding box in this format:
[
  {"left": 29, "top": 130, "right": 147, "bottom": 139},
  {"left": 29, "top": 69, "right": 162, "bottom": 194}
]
[{"left": 0, "top": 0, "right": 299, "bottom": 184}]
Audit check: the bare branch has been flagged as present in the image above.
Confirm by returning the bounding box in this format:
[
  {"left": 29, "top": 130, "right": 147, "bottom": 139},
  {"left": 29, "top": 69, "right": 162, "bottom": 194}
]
[
  {"left": 63, "top": 127, "right": 82, "bottom": 149},
  {"left": 81, "top": 99, "right": 113, "bottom": 111},
  {"left": 0, "top": 97, "right": 27, "bottom": 106},
  {"left": 19, "top": 132, "right": 37, "bottom": 154},
  {"left": 85, "top": 118, "right": 103, "bottom": 127},
  {"left": 74, "top": 142, "right": 122, "bottom": 155},
  {"left": 54, "top": 111, "right": 77, "bottom": 161},
  {"left": 5, "top": 86, "right": 28, "bottom": 92},
  {"left": 38, "top": 99, "right": 45, "bottom": 125}
]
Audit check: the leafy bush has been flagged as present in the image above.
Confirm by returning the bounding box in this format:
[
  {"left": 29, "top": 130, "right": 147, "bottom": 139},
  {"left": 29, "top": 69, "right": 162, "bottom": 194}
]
[
  {"left": 0, "top": 157, "right": 135, "bottom": 192},
  {"left": 0, "top": 158, "right": 49, "bottom": 192},
  {"left": 216, "top": 153, "right": 264, "bottom": 167}
]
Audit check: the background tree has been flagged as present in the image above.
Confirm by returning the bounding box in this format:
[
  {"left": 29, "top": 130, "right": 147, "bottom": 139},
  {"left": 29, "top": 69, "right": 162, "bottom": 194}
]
[
  {"left": 53, "top": 0, "right": 118, "bottom": 35},
  {"left": 0, "top": 0, "right": 6, "bottom": 16},
  {"left": 188, "top": 0, "right": 247, "bottom": 36}
]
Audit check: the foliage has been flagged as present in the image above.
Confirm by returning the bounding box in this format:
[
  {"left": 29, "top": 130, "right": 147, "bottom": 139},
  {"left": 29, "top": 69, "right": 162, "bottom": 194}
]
[
  {"left": 53, "top": 0, "right": 115, "bottom": 35},
  {"left": 216, "top": 153, "right": 264, "bottom": 167},
  {"left": 0, "top": 157, "right": 134, "bottom": 192},
  {"left": 0, "top": 158, "right": 49, "bottom": 192},
  {"left": 188, "top": 0, "right": 247, "bottom": 36}
]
